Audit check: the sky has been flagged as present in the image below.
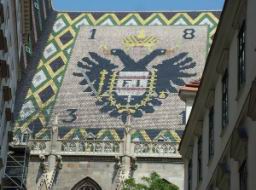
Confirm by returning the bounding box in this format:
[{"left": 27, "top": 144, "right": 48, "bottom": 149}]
[{"left": 52, "top": 0, "right": 225, "bottom": 12}]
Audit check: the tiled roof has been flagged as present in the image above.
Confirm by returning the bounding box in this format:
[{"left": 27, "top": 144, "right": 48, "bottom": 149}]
[
  {"left": 179, "top": 79, "right": 200, "bottom": 92},
  {"left": 14, "top": 12, "right": 220, "bottom": 141}
]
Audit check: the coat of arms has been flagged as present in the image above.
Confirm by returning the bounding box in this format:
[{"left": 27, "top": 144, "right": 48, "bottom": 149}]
[{"left": 73, "top": 31, "right": 196, "bottom": 123}]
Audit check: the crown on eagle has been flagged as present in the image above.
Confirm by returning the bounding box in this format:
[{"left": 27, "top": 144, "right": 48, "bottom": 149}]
[{"left": 123, "top": 30, "right": 159, "bottom": 50}]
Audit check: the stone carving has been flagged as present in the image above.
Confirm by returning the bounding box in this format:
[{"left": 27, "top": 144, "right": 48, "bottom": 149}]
[
  {"left": 115, "top": 156, "right": 137, "bottom": 190},
  {"left": 30, "top": 141, "right": 47, "bottom": 151},
  {"left": 61, "top": 140, "right": 121, "bottom": 154},
  {"left": 134, "top": 142, "right": 178, "bottom": 155}
]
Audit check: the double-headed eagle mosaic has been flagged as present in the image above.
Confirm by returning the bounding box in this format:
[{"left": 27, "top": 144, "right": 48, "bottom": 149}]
[{"left": 73, "top": 31, "right": 197, "bottom": 123}]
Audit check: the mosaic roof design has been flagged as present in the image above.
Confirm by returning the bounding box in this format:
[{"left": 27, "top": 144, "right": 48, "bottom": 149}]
[
  {"left": 14, "top": 126, "right": 182, "bottom": 142},
  {"left": 15, "top": 12, "right": 219, "bottom": 140}
]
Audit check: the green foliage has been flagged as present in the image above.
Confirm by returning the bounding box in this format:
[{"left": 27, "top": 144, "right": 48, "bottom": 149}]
[{"left": 122, "top": 172, "right": 179, "bottom": 190}]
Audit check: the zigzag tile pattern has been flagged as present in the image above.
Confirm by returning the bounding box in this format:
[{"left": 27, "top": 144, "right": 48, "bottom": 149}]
[{"left": 15, "top": 12, "right": 219, "bottom": 141}]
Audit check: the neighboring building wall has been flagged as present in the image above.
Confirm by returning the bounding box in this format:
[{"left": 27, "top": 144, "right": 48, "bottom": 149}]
[
  {"left": 0, "top": 0, "right": 23, "bottom": 182},
  {"left": 0, "top": 0, "right": 52, "bottom": 185},
  {"left": 180, "top": 0, "right": 256, "bottom": 189},
  {"left": 25, "top": 0, "right": 52, "bottom": 66}
]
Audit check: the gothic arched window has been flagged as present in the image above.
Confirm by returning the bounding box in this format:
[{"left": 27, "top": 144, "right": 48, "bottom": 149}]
[{"left": 71, "top": 177, "right": 102, "bottom": 190}]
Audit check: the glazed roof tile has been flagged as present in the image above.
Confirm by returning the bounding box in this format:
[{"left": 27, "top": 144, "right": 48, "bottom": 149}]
[{"left": 14, "top": 11, "right": 220, "bottom": 141}]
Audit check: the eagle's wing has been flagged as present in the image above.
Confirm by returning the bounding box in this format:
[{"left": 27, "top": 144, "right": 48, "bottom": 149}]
[
  {"left": 153, "top": 52, "right": 196, "bottom": 93},
  {"left": 73, "top": 52, "right": 118, "bottom": 95}
]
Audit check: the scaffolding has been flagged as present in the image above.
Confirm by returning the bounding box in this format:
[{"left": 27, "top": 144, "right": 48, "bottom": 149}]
[{"left": 2, "top": 143, "right": 29, "bottom": 190}]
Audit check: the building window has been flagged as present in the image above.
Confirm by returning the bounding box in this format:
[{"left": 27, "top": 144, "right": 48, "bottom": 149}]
[
  {"left": 71, "top": 177, "right": 102, "bottom": 190},
  {"left": 188, "top": 159, "right": 192, "bottom": 190},
  {"left": 238, "top": 21, "right": 246, "bottom": 90},
  {"left": 209, "top": 106, "right": 214, "bottom": 160},
  {"left": 22, "top": 133, "right": 30, "bottom": 143},
  {"left": 222, "top": 70, "right": 229, "bottom": 128},
  {"left": 198, "top": 136, "right": 202, "bottom": 182},
  {"left": 239, "top": 160, "right": 247, "bottom": 190}
]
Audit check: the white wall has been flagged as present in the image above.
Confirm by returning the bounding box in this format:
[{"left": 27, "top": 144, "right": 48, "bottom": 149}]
[{"left": 183, "top": 0, "right": 256, "bottom": 189}]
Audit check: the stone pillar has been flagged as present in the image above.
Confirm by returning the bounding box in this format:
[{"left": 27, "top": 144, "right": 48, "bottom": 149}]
[
  {"left": 229, "top": 158, "right": 239, "bottom": 190},
  {"left": 123, "top": 127, "right": 132, "bottom": 178},
  {"left": 183, "top": 159, "right": 189, "bottom": 190},
  {"left": 246, "top": 118, "right": 256, "bottom": 190},
  {"left": 48, "top": 116, "right": 59, "bottom": 171},
  {"left": 121, "top": 156, "right": 131, "bottom": 180},
  {"left": 124, "top": 128, "right": 132, "bottom": 155},
  {"left": 115, "top": 126, "right": 134, "bottom": 190},
  {"left": 48, "top": 154, "right": 56, "bottom": 172}
]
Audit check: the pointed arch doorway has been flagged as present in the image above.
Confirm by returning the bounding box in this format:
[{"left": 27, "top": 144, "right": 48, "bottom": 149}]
[{"left": 71, "top": 177, "right": 102, "bottom": 190}]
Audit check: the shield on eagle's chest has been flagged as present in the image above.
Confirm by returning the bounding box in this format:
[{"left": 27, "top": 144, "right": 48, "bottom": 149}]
[{"left": 115, "top": 71, "right": 150, "bottom": 96}]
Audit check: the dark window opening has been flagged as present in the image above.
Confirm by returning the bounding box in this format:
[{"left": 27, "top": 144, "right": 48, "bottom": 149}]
[
  {"left": 238, "top": 21, "right": 246, "bottom": 90},
  {"left": 198, "top": 136, "right": 202, "bottom": 182},
  {"left": 22, "top": 133, "right": 30, "bottom": 143},
  {"left": 222, "top": 70, "right": 229, "bottom": 128},
  {"left": 188, "top": 159, "right": 192, "bottom": 190},
  {"left": 239, "top": 160, "right": 247, "bottom": 190},
  {"left": 209, "top": 106, "right": 214, "bottom": 160}
]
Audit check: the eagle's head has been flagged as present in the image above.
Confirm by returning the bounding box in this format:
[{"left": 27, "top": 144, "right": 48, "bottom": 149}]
[
  {"left": 152, "top": 49, "right": 166, "bottom": 55},
  {"left": 111, "top": 49, "right": 123, "bottom": 56}
]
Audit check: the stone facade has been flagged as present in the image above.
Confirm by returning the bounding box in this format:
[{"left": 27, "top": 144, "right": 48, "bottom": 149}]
[{"left": 26, "top": 157, "right": 184, "bottom": 190}]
